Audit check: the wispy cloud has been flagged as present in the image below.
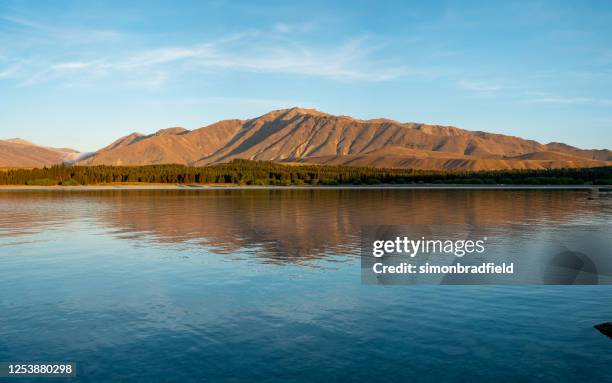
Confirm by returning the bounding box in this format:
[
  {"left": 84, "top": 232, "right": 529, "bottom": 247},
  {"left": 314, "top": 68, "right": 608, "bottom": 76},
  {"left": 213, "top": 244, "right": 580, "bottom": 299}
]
[
  {"left": 171, "top": 35, "right": 408, "bottom": 81},
  {"left": 458, "top": 79, "right": 503, "bottom": 93},
  {"left": 107, "top": 34, "right": 407, "bottom": 82},
  {"left": 272, "top": 22, "right": 318, "bottom": 34},
  {"left": 1, "top": 15, "right": 122, "bottom": 43},
  {"left": 524, "top": 95, "right": 612, "bottom": 106},
  {"left": 5, "top": 23, "right": 412, "bottom": 88},
  {"left": 156, "top": 96, "right": 316, "bottom": 109},
  {"left": 52, "top": 61, "right": 93, "bottom": 70},
  {"left": 0, "top": 64, "right": 20, "bottom": 79}
]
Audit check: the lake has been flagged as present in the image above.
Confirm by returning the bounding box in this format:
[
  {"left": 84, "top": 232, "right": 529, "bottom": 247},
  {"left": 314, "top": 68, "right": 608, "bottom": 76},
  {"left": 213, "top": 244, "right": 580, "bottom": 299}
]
[{"left": 0, "top": 189, "right": 611, "bottom": 382}]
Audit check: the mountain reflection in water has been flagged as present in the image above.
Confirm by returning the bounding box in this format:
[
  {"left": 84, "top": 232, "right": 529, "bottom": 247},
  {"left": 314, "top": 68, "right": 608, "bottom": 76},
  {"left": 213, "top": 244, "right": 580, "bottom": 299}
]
[{"left": 0, "top": 189, "right": 608, "bottom": 263}]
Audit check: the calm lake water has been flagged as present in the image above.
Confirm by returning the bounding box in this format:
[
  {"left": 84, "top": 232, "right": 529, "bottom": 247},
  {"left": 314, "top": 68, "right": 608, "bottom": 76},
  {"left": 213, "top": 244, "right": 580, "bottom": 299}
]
[{"left": 0, "top": 189, "right": 611, "bottom": 382}]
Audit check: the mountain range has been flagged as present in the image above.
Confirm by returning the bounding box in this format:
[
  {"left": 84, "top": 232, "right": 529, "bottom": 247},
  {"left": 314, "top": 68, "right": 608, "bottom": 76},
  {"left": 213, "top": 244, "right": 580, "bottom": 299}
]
[{"left": 2, "top": 107, "right": 611, "bottom": 171}]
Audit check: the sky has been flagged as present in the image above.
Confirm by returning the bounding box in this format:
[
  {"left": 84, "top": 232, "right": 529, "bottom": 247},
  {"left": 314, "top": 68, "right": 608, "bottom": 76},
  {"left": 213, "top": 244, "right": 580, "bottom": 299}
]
[{"left": 1, "top": 0, "right": 611, "bottom": 152}]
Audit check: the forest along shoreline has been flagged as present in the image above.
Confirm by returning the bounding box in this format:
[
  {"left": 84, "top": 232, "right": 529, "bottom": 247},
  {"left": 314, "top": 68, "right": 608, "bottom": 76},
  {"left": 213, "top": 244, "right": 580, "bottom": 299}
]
[{"left": 0, "top": 160, "right": 611, "bottom": 187}]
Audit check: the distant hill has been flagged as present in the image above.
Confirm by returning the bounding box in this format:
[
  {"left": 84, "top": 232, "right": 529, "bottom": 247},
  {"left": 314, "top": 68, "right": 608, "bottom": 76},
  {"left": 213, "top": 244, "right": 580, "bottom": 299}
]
[
  {"left": 77, "top": 107, "right": 611, "bottom": 171},
  {"left": 0, "top": 138, "right": 80, "bottom": 168}
]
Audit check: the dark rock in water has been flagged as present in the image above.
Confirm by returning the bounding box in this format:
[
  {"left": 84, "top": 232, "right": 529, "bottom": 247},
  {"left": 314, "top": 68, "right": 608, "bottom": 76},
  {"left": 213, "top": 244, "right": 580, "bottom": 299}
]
[{"left": 594, "top": 322, "right": 612, "bottom": 339}]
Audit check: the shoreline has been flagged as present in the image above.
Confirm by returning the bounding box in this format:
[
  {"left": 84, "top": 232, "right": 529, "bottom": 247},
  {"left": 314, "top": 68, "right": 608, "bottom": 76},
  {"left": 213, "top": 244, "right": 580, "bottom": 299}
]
[{"left": 0, "top": 184, "right": 606, "bottom": 191}]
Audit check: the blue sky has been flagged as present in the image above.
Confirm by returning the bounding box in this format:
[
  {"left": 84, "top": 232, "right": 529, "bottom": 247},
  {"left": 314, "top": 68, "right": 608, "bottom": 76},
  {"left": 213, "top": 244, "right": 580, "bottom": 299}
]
[{"left": 1, "top": 0, "right": 611, "bottom": 152}]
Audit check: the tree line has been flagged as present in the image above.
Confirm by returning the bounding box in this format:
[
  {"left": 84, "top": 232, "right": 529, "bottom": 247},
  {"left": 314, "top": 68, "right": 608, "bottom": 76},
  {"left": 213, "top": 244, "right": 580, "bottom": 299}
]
[{"left": 0, "top": 159, "right": 611, "bottom": 186}]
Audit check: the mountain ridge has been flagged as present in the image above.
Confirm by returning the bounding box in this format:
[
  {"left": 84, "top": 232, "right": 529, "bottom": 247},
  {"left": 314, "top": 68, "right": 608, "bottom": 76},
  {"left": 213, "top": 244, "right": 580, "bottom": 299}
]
[
  {"left": 80, "top": 107, "right": 610, "bottom": 170},
  {"left": 3, "top": 107, "right": 611, "bottom": 170}
]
